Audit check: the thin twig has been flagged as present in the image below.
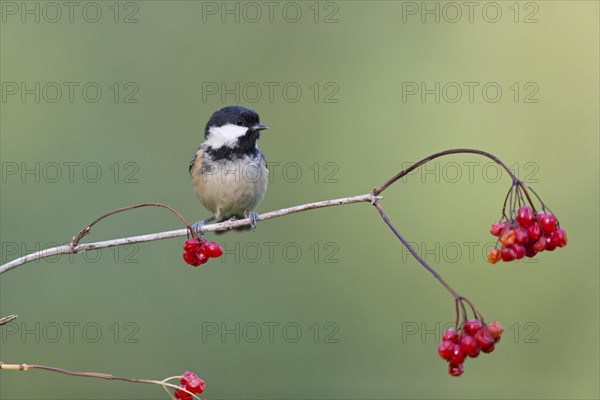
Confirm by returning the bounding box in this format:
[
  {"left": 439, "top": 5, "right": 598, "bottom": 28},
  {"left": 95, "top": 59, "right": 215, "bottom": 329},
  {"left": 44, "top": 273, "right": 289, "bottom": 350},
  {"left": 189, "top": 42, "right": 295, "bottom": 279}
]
[
  {"left": 373, "top": 148, "right": 518, "bottom": 195},
  {"left": 0, "top": 314, "right": 18, "bottom": 326},
  {"left": 0, "top": 363, "right": 201, "bottom": 400},
  {"left": 371, "top": 201, "right": 460, "bottom": 299},
  {"left": 70, "top": 202, "right": 196, "bottom": 249},
  {"left": 0, "top": 194, "right": 378, "bottom": 274}
]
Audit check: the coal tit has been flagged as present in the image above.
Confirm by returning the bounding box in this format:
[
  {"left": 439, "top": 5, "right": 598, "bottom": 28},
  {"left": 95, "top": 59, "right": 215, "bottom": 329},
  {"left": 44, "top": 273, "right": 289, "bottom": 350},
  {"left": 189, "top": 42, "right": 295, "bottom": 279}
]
[{"left": 189, "top": 106, "right": 269, "bottom": 232}]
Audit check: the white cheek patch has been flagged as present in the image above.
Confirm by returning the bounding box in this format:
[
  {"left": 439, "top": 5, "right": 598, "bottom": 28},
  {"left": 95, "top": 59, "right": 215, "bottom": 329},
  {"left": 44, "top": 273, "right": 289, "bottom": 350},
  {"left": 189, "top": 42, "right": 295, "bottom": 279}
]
[{"left": 205, "top": 124, "right": 248, "bottom": 148}]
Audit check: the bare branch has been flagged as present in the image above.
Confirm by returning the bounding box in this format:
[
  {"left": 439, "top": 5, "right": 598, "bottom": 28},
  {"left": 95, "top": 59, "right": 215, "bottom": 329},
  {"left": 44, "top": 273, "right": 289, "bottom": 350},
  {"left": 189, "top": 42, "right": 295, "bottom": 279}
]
[
  {"left": 0, "top": 315, "right": 18, "bottom": 326},
  {"left": 1, "top": 148, "right": 544, "bottom": 389},
  {"left": 0, "top": 362, "right": 202, "bottom": 400},
  {"left": 0, "top": 193, "right": 378, "bottom": 274}
]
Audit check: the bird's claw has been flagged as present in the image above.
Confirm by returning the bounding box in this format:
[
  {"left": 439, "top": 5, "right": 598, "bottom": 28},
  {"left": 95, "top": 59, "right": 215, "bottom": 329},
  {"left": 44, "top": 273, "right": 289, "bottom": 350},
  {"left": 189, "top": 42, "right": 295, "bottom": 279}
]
[
  {"left": 192, "top": 216, "right": 215, "bottom": 234},
  {"left": 248, "top": 211, "right": 260, "bottom": 231},
  {"left": 192, "top": 220, "right": 205, "bottom": 234}
]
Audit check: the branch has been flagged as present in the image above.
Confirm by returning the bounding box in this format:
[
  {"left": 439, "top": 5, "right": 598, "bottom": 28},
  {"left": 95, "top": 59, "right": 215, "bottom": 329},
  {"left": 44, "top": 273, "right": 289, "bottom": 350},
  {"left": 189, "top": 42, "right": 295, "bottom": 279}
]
[
  {"left": 1, "top": 148, "right": 542, "bottom": 385},
  {"left": 0, "top": 315, "right": 18, "bottom": 326},
  {"left": 0, "top": 193, "right": 378, "bottom": 274},
  {"left": 0, "top": 362, "right": 202, "bottom": 400},
  {"left": 372, "top": 201, "right": 460, "bottom": 298},
  {"left": 372, "top": 148, "right": 518, "bottom": 194},
  {"left": 0, "top": 148, "right": 519, "bottom": 306}
]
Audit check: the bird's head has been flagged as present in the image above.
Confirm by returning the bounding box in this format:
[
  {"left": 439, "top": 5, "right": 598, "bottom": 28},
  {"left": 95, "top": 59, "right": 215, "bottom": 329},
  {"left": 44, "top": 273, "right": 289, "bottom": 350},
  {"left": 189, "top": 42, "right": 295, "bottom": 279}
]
[{"left": 204, "top": 106, "right": 268, "bottom": 151}]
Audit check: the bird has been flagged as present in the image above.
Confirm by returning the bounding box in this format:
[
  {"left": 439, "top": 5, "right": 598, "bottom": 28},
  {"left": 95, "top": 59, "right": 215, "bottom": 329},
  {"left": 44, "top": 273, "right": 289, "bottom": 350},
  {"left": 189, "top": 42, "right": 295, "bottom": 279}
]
[{"left": 189, "top": 106, "right": 269, "bottom": 233}]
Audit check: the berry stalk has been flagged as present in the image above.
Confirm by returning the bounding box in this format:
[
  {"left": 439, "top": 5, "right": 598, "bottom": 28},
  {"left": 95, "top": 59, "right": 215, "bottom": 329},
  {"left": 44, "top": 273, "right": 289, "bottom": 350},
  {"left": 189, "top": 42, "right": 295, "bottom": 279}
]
[
  {"left": 373, "top": 148, "right": 519, "bottom": 195},
  {"left": 372, "top": 201, "right": 461, "bottom": 300}
]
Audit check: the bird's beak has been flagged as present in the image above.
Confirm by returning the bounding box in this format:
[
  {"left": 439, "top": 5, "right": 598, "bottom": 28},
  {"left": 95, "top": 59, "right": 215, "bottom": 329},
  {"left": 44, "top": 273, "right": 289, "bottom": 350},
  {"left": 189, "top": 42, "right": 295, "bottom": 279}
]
[{"left": 253, "top": 123, "right": 269, "bottom": 131}]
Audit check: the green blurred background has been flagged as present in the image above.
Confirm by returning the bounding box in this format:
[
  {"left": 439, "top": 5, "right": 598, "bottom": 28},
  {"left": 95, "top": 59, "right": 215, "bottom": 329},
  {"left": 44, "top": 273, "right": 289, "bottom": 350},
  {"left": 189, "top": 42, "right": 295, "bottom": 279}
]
[{"left": 1, "top": 1, "right": 598, "bottom": 399}]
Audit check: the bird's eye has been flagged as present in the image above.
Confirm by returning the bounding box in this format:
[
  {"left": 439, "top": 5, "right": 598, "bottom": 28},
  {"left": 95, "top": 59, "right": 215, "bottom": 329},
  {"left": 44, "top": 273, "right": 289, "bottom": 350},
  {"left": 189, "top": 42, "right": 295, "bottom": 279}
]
[{"left": 236, "top": 120, "right": 243, "bottom": 126}]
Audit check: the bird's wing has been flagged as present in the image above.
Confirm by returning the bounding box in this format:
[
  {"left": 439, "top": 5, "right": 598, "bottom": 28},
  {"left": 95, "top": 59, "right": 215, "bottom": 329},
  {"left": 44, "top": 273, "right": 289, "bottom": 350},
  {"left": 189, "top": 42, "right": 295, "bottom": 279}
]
[
  {"left": 189, "top": 145, "right": 205, "bottom": 175},
  {"left": 260, "top": 151, "right": 268, "bottom": 170}
]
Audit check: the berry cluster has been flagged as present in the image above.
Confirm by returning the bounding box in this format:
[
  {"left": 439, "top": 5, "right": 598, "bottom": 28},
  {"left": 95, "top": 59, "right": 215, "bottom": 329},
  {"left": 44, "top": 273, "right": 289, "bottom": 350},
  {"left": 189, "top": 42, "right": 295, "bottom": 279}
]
[
  {"left": 438, "top": 320, "right": 503, "bottom": 377},
  {"left": 183, "top": 237, "right": 223, "bottom": 266},
  {"left": 488, "top": 205, "right": 567, "bottom": 264},
  {"left": 174, "top": 371, "right": 205, "bottom": 400}
]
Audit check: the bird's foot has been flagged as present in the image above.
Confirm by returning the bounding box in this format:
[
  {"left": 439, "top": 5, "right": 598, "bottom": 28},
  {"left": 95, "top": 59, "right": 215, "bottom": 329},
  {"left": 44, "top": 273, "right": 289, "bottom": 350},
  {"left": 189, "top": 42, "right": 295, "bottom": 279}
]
[
  {"left": 192, "top": 216, "right": 215, "bottom": 234},
  {"left": 248, "top": 211, "right": 260, "bottom": 231}
]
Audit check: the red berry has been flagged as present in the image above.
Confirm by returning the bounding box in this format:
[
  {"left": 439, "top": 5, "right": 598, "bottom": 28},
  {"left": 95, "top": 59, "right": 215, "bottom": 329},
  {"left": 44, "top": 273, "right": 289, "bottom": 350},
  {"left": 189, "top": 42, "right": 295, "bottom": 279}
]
[
  {"left": 204, "top": 242, "right": 223, "bottom": 258},
  {"left": 545, "top": 236, "right": 557, "bottom": 251},
  {"left": 538, "top": 212, "right": 557, "bottom": 234},
  {"left": 485, "top": 322, "right": 504, "bottom": 341},
  {"left": 490, "top": 221, "right": 506, "bottom": 236},
  {"left": 487, "top": 248, "right": 501, "bottom": 264},
  {"left": 183, "top": 238, "right": 202, "bottom": 253},
  {"left": 196, "top": 249, "right": 209, "bottom": 264},
  {"left": 549, "top": 232, "right": 561, "bottom": 248},
  {"left": 180, "top": 371, "right": 206, "bottom": 394},
  {"left": 475, "top": 328, "right": 495, "bottom": 349},
  {"left": 448, "top": 363, "right": 465, "bottom": 376},
  {"left": 442, "top": 328, "right": 459, "bottom": 343},
  {"left": 186, "top": 379, "right": 205, "bottom": 394},
  {"left": 500, "top": 229, "right": 516, "bottom": 246},
  {"left": 438, "top": 340, "right": 455, "bottom": 361},
  {"left": 513, "top": 244, "right": 526, "bottom": 260},
  {"left": 450, "top": 344, "right": 466, "bottom": 365},
  {"left": 533, "top": 236, "right": 546, "bottom": 252},
  {"left": 500, "top": 245, "right": 516, "bottom": 262},
  {"left": 460, "top": 334, "right": 480, "bottom": 357},
  {"left": 463, "top": 319, "right": 483, "bottom": 336},
  {"left": 527, "top": 222, "right": 541, "bottom": 242},
  {"left": 517, "top": 206, "right": 535, "bottom": 227},
  {"left": 481, "top": 344, "right": 495, "bottom": 354},
  {"left": 514, "top": 227, "right": 529, "bottom": 245},
  {"left": 174, "top": 389, "right": 193, "bottom": 400},
  {"left": 183, "top": 251, "right": 201, "bottom": 267},
  {"left": 524, "top": 244, "right": 538, "bottom": 258},
  {"left": 558, "top": 228, "right": 568, "bottom": 247},
  {"left": 552, "top": 228, "right": 568, "bottom": 248},
  {"left": 180, "top": 370, "right": 199, "bottom": 384},
  {"left": 448, "top": 363, "right": 464, "bottom": 377}
]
